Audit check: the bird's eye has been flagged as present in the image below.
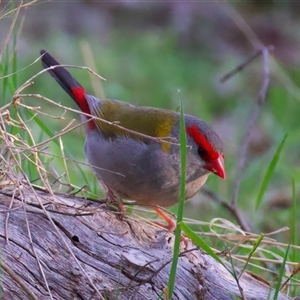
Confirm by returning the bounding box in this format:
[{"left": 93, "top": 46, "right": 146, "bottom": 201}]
[{"left": 197, "top": 147, "right": 207, "bottom": 157}]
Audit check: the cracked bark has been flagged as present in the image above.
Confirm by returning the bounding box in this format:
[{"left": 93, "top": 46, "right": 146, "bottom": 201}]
[{"left": 0, "top": 190, "right": 292, "bottom": 300}]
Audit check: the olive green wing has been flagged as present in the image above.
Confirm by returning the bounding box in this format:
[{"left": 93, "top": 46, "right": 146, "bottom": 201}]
[{"left": 89, "top": 99, "right": 179, "bottom": 152}]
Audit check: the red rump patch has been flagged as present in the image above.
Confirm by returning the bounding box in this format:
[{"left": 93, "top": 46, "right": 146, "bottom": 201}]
[
  {"left": 71, "top": 86, "right": 96, "bottom": 130},
  {"left": 71, "top": 86, "right": 91, "bottom": 116},
  {"left": 186, "top": 125, "right": 219, "bottom": 161}
]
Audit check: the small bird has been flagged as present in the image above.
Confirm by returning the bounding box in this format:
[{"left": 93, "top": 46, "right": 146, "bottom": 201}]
[{"left": 40, "top": 49, "right": 225, "bottom": 231}]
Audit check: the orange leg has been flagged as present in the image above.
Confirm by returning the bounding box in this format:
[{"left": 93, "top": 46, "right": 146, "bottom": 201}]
[
  {"left": 154, "top": 208, "right": 188, "bottom": 247},
  {"left": 154, "top": 208, "right": 176, "bottom": 232}
]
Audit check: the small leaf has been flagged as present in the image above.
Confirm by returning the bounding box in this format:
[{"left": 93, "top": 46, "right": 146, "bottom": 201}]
[{"left": 255, "top": 133, "right": 288, "bottom": 210}]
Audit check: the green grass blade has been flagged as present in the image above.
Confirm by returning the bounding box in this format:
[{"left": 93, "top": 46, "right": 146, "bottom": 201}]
[
  {"left": 180, "top": 222, "right": 228, "bottom": 270},
  {"left": 239, "top": 233, "right": 264, "bottom": 277},
  {"left": 290, "top": 178, "right": 297, "bottom": 262},
  {"left": 255, "top": 133, "right": 288, "bottom": 210},
  {"left": 1, "top": 47, "right": 9, "bottom": 101},
  {"left": 12, "top": 32, "right": 18, "bottom": 89},
  {"left": 28, "top": 109, "right": 53, "bottom": 137},
  {"left": 168, "top": 92, "right": 187, "bottom": 299},
  {"left": 273, "top": 244, "right": 290, "bottom": 300}
]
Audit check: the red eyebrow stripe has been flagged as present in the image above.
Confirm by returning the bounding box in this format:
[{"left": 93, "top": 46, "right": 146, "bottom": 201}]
[{"left": 186, "top": 125, "right": 219, "bottom": 160}]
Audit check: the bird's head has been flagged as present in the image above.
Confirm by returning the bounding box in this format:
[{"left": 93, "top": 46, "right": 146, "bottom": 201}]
[{"left": 186, "top": 121, "right": 225, "bottom": 179}]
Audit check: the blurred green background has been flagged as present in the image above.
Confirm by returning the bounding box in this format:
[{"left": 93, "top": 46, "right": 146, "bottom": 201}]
[{"left": 1, "top": 0, "right": 300, "bottom": 278}]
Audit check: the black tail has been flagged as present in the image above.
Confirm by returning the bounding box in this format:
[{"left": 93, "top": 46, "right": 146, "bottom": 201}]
[{"left": 40, "top": 49, "right": 83, "bottom": 101}]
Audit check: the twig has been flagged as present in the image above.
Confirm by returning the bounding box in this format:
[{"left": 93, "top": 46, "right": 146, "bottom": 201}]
[
  {"left": 216, "top": 46, "right": 274, "bottom": 231},
  {"left": 210, "top": 46, "right": 273, "bottom": 232},
  {"left": 202, "top": 187, "right": 251, "bottom": 232},
  {"left": 220, "top": 46, "right": 273, "bottom": 83},
  {"left": 231, "top": 46, "right": 273, "bottom": 211}
]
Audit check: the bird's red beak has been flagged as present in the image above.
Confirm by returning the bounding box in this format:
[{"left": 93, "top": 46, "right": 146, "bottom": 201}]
[{"left": 205, "top": 155, "right": 225, "bottom": 179}]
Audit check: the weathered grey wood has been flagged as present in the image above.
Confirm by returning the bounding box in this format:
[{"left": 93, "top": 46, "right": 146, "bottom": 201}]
[{"left": 0, "top": 190, "right": 292, "bottom": 300}]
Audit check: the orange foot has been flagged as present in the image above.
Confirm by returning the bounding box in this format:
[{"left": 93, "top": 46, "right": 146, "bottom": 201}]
[{"left": 154, "top": 208, "right": 188, "bottom": 247}]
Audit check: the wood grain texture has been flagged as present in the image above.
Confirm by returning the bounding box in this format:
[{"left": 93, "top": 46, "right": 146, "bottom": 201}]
[{"left": 0, "top": 190, "right": 292, "bottom": 300}]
